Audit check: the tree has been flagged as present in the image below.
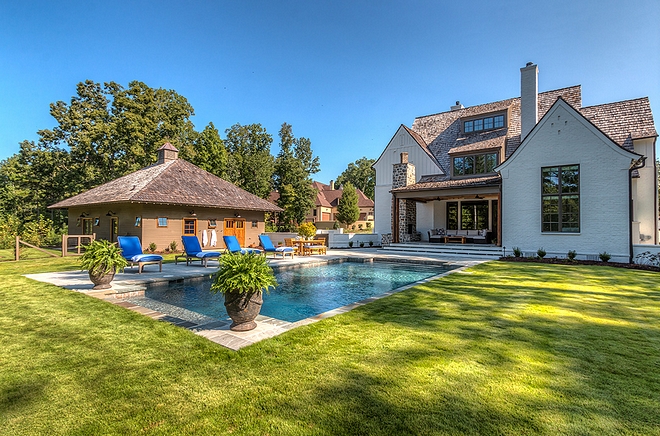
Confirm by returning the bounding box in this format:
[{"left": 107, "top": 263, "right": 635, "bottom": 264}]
[
  {"left": 224, "top": 123, "right": 274, "bottom": 198},
  {"left": 336, "top": 157, "right": 375, "bottom": 200},
  {"left": 336, "top": 182, "right": 360, "bottom": 227},
  {"left": 272, "top": 123, "right": 320, "bottom": 230},
  {"left": 190, "top": 122, "right": 227, "bottom": 178}
]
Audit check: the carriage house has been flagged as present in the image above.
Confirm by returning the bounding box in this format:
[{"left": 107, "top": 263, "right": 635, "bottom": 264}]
[
  {"left": 49, "top": 143, "right": 281, "bottom": 251},
  {"left": 374, "top": 63, "right": 657, "bottom": 262}
]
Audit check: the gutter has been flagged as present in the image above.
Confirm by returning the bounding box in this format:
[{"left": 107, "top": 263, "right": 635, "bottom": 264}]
[{"left": 629, "top": 156, "right": 647, "bottom": 263}]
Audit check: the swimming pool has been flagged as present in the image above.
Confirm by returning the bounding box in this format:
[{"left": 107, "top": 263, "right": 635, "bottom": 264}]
[{"left": 140, "top": 261, "right": 455, "bottom": 323}]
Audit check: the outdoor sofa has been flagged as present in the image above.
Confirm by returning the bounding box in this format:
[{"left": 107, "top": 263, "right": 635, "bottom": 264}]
[{"left": 428, "top": 228, "right": 491, "bottom": 244}]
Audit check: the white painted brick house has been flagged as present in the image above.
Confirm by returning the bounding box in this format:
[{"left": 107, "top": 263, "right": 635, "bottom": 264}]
[{"left": 373, "top": 63, "right": 657, "bottom": 262}]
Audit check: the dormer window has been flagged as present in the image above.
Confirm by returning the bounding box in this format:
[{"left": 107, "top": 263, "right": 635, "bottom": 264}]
[{"left": 464, "top": 114, "right": 505, "bottom": 133}]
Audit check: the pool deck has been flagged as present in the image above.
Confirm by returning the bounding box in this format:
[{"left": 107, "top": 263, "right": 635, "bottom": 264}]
[{"left": 26, "top": 248, "right": 490, "bottom": 350}]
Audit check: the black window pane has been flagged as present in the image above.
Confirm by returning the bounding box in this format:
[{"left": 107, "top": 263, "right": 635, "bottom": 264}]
[
  {"left": 474, "top": 119, "right": 483, "bottom": 131},
  {"left": 461, "top": 204, "right": 475, "bottom": 229},
  {"left": 464, "top": 156, "right": 475, "bottom": 175},
  {"left": 453, "top": 157, "right": 464, "bottom": 176},
  {"left": 464, "top": 121, "right": 473, "bottom": 133},
  {"left": 494, "top": 115, "right": 504, "bottom": 128},
  {"left": 483, "top": 117, "right": 493, "bottom": 129},
  {"left": 542, "top": 167, "right": 559, "bottom": 194},
  {"left": 485, "top": 153, "right": 497, "bottom": 172},
  {"left": 447, "top": 202, "right": 458, "bottom": 230},
  {"left": 475, "top": 155, "right": 486, "bottom": 173},
  {"left": 561, "top": 166, "right": 579, "bottom": 193}
]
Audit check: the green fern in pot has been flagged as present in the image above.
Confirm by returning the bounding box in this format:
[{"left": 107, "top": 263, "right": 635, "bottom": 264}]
[
  {"left": 211, "top": 252, "right": 278, "bottom": 331},
  {"left": 80, "top": 240, "right": 128, "bottom": 290}
]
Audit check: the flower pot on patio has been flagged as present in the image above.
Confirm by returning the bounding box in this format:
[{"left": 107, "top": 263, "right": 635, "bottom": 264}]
[
  {"left": 223, "top": 290, "right": 263, "bottom": 331},
  {"left": 88, "top": 269, "right": 116, "bottom": 290},
  {"left": 80, "top": 240, "right": 128, "bottom": 290},
  {"left": 211, "top": 252, "right": 277, "bottom": 332}
]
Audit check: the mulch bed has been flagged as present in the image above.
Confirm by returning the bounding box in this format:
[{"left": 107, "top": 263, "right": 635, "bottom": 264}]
[{"left": 498, "top": 256, "right": 660, "bottom": 272}]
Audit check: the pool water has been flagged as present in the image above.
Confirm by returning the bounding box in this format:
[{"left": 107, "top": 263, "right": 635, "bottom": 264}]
[{"left": 145, "top": 261, "right": 453, "bottom": 323}]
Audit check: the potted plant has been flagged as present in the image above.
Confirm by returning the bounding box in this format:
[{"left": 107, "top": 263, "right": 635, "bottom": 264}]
[
  {"left": 80, "top": 240, "right": 128, "bottom": 290},
  {"left": 210, "top": 253, "right": 278, "bottom": 331}
]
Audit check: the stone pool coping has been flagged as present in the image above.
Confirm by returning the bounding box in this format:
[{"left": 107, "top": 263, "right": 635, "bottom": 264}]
[{"left": 25, "top": 249, "right": 486, "bottom": 350}]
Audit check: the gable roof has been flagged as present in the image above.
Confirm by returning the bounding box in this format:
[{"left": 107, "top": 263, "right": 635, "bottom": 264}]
[
  {"left": 374, "top": 124, "right": 444, "bottom": 173},
  {"left": 49, "top": 159, "right": 282, "bottom": 212},
  {"left": 269, "top": 181, "right": 374, "bottom": 209},
  {"left": 496, "top": 97, "right": 641, "bottom": 173}
]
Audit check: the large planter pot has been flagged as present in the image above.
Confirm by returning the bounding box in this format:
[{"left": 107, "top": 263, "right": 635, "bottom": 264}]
[
  {"left": 88, "top": 269, "right": 116, "bottom": 290},
  {"left": 224, "top": 290, "right": 263, "bottom": 331}
]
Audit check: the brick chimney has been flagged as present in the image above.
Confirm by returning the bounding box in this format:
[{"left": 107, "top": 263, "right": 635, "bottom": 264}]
[
  {"left": 157, "top": 142, "right": 179, "bottom": 164},
  {"left": 330, "top": 180, "right": 335, "bottom": 190},
  {"left": 520, "top": 62, "right": 539, "bottom": 140}
]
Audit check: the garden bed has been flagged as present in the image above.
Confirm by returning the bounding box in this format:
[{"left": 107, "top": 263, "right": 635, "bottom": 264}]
[{"left": 498, "top": 255, "right": 660, "bottom": 272}]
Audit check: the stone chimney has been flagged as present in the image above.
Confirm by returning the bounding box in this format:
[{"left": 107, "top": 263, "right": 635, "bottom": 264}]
[
  {"left": 520, "top": 62, "right": 539, "bottom": 140},
  {"left": 330, "top": 180, "right": 335, "bottom": 190},
  {"left": 392, "top": 151, "right": 417, "bottom": 242},
  {"left": 157, "top": 142, "right": 179, "bottom": 164}
]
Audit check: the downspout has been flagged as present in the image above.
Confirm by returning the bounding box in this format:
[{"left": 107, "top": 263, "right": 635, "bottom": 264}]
[{"left": 629, "top": 156, "right": 647, "bottom": 263}]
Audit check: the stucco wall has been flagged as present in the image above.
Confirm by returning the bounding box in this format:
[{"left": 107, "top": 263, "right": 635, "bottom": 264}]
[{"left": 500, "top": 102, "right": 636, "bottom": 262}]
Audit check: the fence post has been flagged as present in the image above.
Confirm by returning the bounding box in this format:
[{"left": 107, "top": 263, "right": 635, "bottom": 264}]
[
  {"left": 15, "top": 235, "right": 20, "bottom": 261},
  {"left": 62, "top": 234, "right": 66, "bottom": 257}
]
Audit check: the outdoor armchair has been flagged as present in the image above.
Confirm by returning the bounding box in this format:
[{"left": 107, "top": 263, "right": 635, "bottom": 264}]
[
  {"left": 117, "top": 236, "right": 163, "bottom": 273},
  {"left": 258, "top": 234, "right": 294, "bottom": 259},
  {"left": 179, "top": 235, "right": 221, "bottom": 267},
  {"left": 223, "top": 235, "right": 262, "bottom": 255}
]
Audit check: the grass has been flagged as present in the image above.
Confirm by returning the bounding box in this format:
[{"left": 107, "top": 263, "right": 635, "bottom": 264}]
[{"left": 1, "top": 258, "right": 659, "bottom": 435}]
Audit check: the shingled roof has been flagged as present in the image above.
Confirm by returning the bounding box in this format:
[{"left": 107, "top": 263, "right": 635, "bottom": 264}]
[{"left": 49, "top": 158, "right": 282, "bottom": 212}]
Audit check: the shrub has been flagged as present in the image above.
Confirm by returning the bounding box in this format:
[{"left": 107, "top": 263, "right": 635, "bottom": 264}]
[
  {"left": 21, "top": 216, "right": 64, "bottom": 247},
  {"left": 358, "top": 224, "right": 363, "bottom": 230},
  {"left": 348, "top": 241, "right": 354, "bottom": 248},
  {"left": 513, "top": 247, "right": 522, "bottom": 257},
  {"left": 634, "top": 251, "right": 660, "bottom": 266},
  {"left": 599, "top": 251, "right": 611, "bottom": 262},
  {"left": 148, "top": 242, "right": 157, "bottom": 253},
  {"left": 298, "top": 222, "right": 317, "bottom": 239},
  {"left": 359, "top": 241, "right": 365, "bottom": 248},
  {"left": 169, "top": 241, "right": 178, "bottom": 252},
  {"left": 366, "top": 222, "right": 372, "bottom": 229},
  {"left": 332, "top": 221, "right": 340, "bottom": 230},
  {"left": 369, "top": 240, "right": 374, "bottom": 247},
  {"left": 537, "top": 248, "right": 546, "bottom": 259},
  {"left": 0, "top": 214, "right": 21, "bottom": 249},
  {"left": 567, "top": 250, "right": 577, "bottom": 260}
]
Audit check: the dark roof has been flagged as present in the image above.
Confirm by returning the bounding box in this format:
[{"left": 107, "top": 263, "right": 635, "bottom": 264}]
[
  {"left": 392, "top": 174, "right": 501, "bottom": 193},
  {"left": 158, "top": 142, "right": 179, "bottom": 151},
  {"left": 49, "top": 159, "right": 282, "bottom": 212},
  {"left": 269, "top": 181, "right": 374, "bottom": 209}
]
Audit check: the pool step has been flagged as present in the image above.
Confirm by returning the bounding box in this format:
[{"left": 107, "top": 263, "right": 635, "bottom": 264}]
[{"left": 381, "top": 243, "right": 503, "bottom": 258}]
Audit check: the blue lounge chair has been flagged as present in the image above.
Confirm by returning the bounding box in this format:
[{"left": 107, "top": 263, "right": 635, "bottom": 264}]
[
  {"left": 258, "top": 234, "right": 294, "bottom": 259},
  {"left": 223, "top": 235, "right": 262, "bottom": 255},
  {"left": 179, "top": 236, "right": 221, "bottom": 267},
  {"left": 117, "top": 236, "right": 163, "bottom": 273}
]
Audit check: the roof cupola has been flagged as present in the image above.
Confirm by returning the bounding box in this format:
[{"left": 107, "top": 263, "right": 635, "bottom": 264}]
[{"left": 157, "top": 142, "right": 179, "bottom": 164}]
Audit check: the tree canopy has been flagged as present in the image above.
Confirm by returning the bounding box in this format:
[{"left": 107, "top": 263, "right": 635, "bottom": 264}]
[
  {"left": 224, "top": 123, "right": 274, "bottom": 199},
  {"left": 336, "top": 182, "right": 360, "bottom": 227},
  {"left": 336, "top": 157, "right": 375, "bottom": 200},
  {"left": 273, "top": 123, "right": 320, "bottom": 230}
]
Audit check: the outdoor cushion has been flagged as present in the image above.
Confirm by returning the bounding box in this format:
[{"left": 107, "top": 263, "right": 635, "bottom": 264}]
[
  {"left": 259, "top": 234, "right": 294, "bottom": 258},
  {"left": 457, "top": 230, "right": 468, "bottom": 236},
  {"left": 467, "top": 229, "right": 478, "bottom": 236},
  {"left": 129, "top": 253, "right": 163, "bottom": 262}
]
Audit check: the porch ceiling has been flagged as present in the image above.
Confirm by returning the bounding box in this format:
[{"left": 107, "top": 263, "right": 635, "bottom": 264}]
[{"left": 394, "top": 185, "right": 500, "bottom": 202}]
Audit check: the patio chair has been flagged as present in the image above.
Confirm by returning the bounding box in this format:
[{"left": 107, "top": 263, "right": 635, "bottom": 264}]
[
  {"left": 258, "top": 234, "right": 294, "bottom": 259},
  {"left": 223, "top": 235, "right": 262, "bottom": 255},
  {"left": 179, "top": 236, "right": 222, "bottom": 267},
  {"left": 117, "top": 236, "right": 163, "bottom": 273}
]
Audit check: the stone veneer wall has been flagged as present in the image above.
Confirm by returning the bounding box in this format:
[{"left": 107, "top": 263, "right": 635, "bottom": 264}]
[{"left": 391, "top": 153, "right": 417, "bottom": 241}]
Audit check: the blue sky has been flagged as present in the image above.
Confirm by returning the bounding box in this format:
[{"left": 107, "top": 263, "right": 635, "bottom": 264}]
[{"left": 1, "top": 0, "right": 658, "bottom": 183}]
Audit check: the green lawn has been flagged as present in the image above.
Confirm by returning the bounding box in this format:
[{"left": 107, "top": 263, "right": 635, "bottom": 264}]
[{"left": 1, "top": 258, "right": 659, "bottom": 435}]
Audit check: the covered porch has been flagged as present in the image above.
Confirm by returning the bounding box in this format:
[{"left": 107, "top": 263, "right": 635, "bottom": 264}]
[{"left": 390, "top": 175, "right": 502, "bottom": 246}]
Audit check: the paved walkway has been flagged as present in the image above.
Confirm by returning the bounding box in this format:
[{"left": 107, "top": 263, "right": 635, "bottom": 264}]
[{"left": 26, "top": 248, "right": 489, "bottom": 350}]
